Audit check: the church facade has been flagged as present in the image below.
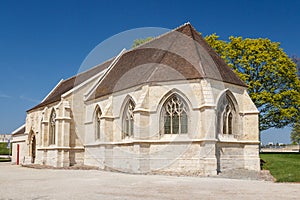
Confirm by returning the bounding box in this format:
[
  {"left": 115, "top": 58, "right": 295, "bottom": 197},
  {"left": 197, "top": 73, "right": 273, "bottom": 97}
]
[{"left": 11, "top": 23, "right": 260, "bottom": 175}]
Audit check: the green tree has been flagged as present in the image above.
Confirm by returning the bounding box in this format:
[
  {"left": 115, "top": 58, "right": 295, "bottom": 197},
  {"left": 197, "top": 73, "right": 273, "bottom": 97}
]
[
  {"left": 132, "top": 37, "right": 153, "bottom": 48},
  {"left": 291, "top": 56, "right": 300, "bottom": 78},
  {"left": 131, "top": 34, "right": 300, "bottom": 131},
  {"left": 205, "top": 34, "right": 300, "bottom": 131},
  {"left": 291, "top": 123, "right": 300, "bottom": 145}
]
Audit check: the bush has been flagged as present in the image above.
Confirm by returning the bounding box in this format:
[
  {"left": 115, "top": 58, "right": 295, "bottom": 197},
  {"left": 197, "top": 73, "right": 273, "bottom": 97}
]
[{"left": 0, "top": 142, "right": 11, "bottom": 155}]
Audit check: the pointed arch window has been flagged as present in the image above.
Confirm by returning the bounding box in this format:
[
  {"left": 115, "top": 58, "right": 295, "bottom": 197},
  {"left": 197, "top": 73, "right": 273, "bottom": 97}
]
[
  {"left": 40, "top": 117, "right": 43, "bottom": 146},
  {"left": 161, "top": 94, "right": 188, "bottom": 135},
  {"left": 122, "top": 99, "right": 135, "bottom": 139},
  {"left": 49, "top": 109, "right": 56, "bottom": 145},
  {"left": 217, "top": 91, "right": 237, "bottom": 136},
  {"left": 95, "top": 107, "right": 102, "bottom": 140},
  {"left": 222, "top": 105, "right": 233, "bottom": 135}
]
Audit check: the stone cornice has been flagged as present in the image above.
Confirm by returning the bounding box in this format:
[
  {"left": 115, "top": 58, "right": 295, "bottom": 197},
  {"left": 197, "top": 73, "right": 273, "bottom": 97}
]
[
  {"left": 84, "top": 138, "right": 218, "bottom": 147},
  {"left": 218, "top": 140, "right": 260, "bottom": 144},
  {"left": 239, "top": 111, "right": 259, "bottom": 116},
  {"left": 55, "top": 117, "right": 72, "bottom": 121},
  {"left": 37, "top": 146, "right": 85, "bottom": 151}
]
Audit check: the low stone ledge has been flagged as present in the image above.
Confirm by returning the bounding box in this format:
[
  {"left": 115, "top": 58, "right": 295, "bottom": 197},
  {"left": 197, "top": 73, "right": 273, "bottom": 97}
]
[
  {"left": 21, "top": 164, "right": 274, "bottom": 181},
  {"left": 215, "top": 169, "right": 275, "bottom": 182},
  {"left": 21, "top": 164, "right": 99, "bottom": 170}
]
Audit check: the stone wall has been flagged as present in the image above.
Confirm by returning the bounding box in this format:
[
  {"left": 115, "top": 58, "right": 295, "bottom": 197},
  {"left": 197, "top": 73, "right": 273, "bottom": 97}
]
[
  {"left": 18, "top": 75, "right": 260, "bottom": 175},
  {"left": 83, "top": 78, "right": 260, "bottom": 175},
  {"left": 85, "top": 141, "right": 217, "bottom": 175}
]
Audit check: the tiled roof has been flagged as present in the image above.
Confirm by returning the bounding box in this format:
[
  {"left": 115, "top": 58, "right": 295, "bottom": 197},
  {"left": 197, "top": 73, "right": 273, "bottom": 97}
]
[
  {"left": 89, "top": 23, "right": 246, "bottom": 100},
  {"left": 28, "top": 23, "right": 246, "bottom": 111},
  {"left": 27, "top": 59, "right": 113, "bottom": 112}
]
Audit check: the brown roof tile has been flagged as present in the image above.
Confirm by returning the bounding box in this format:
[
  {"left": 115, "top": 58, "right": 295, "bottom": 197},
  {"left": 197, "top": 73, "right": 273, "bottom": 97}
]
[
  {"left": 28, "top": 23, "right": 247, "bottom": 110},
  {"left": 27, "top": 59, "right": 113, "bottom": 112},
  {"left": 90, "top": 23, "right": 246, "bottom": 100}
]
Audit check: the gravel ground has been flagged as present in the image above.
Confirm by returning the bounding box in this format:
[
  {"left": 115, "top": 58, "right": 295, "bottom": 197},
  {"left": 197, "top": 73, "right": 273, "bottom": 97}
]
[
  {"left": 22, "top": 163, "right": 275, "bottom": 181},
  {"left": 0, "top": 162, "right": 299, "bottom": 200}
]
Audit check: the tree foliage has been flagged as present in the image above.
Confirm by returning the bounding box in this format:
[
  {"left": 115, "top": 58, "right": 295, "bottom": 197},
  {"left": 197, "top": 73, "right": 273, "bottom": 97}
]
[
  {"left": 291, "top": 123, "right": 300, "bottom": 145},
  {"left": 205, "top": 34, "right": 300, "bottom": 131},
  {"left": 291, "top": 56, "right": 300, "bottom": 78},
  {"left": 132, "top": 37, "right": 153, "bottom": 48},
  {"left": 131, "top": 34, "right": 300, "bottom": 131}
]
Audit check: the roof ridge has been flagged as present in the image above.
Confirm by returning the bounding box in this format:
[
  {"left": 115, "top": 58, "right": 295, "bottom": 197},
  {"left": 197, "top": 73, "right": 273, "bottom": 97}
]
[
  {"left": 29, "top": 22, "right": 248, "bottom": 111},
  {"left": 77, "top": 22, "right": 193, "bottom": 78},
  {"left": 186, "top": 23, "right": 247, "bottom": 87},
  {"left": 139, "top": 33, "right": 179, "bottom": 84},
  {"left": 71, "top": 24, "right": 193, "bottom": 79},
  {"left": 128, "top": 22, "right": 192, "bottom": 52}
]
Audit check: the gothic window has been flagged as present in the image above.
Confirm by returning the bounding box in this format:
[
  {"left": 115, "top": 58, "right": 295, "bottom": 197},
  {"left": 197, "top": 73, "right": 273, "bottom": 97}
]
[
  {"left": 161, "top": 94, "right": 188, "bottom": 135},
  {"left": 95, "top": 107, "right": 102, "bottom": 140},
  {"left": 40, "top": 117, "right": 43, "bottom": 146},
  {"left": 217, "top": 91, "right": 237, "bottom": 136},
  {"left": 122, "top": 99, "right": 135, "bottom": 139},
  {"left": 222, "top": 105, "right": 233, "bottom": 135},
  {"left": 228, "top": 112, "right": 233, "bottom": 135},
  {"left": 49, "top": 109, "right": 56, "bottom": 145}
]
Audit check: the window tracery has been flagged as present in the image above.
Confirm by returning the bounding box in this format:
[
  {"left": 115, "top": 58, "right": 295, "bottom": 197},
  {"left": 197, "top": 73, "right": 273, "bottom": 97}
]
[
  {"left": 49, "top": 109, "right": 56, "bottom": 145},
  {"left": 217, "top": 91, "right": 237, "bottom": 136},
  {"left": 162, "top": 95, "right": 188, "bottom": 135},
  {"left": 123, "top": 99, "right": 135, "bottom": 139},
  {"left": 95, "top": 107, "right": 101, "bottom": 140}
]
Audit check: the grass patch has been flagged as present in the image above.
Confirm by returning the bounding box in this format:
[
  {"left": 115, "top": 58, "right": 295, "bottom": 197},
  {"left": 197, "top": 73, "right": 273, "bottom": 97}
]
[
  {"left": 260, "top": 153, "right": 300, "bottom": 182},
  {"left": 0, "top": 157, "right": 11, "bottom": 162},
  {"left": 0, "top": 142, "right": 11, "bottom": 155}
]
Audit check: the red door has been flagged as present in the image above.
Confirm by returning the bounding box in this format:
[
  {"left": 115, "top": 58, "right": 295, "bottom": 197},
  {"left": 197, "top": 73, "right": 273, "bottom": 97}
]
[{"left": 16, "top": 144, "right": 20, "bottom": 165}]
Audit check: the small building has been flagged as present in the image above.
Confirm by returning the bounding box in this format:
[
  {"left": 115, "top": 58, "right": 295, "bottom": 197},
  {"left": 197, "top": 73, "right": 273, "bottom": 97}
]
[
  {"left": 11, "top": 125, "right": 26, "bottom": 164},
  {"left": 11, "top": 23, "right": 260, "bottom": 175}
]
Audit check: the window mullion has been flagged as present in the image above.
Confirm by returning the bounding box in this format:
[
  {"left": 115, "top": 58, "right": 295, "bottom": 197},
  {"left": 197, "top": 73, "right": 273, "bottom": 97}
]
[
  {"left": 178, "top": 114, "right": 181, "bottom": 134},
  {"left": 170, "top": 113, "right": 173, "bottom": 135}
]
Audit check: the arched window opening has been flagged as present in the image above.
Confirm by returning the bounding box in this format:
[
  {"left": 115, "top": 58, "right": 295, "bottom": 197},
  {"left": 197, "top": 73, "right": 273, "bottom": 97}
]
[
  {"left": 49, "top": 109, "right": 56, "bottom": 145},
  {"left": 31, "top": 135, "right": 36, "bottom": 163},
  {"left": 40, "top": 117, "right": 43, "bottom": 146},
  {"left": 218, "top": 92, "right": 237, "bottom": 136},
  {"left": 162, "top": 94, "right": 188, "bottom": 135},
  {"left": 95, "top": 107, "right": 102, "bottom": 140},
  {"left": 123, "top": 99, "right": 135, "bottom": 139},
  {"left": 228, "top": 112, "right": 233, "bottom": 135}
]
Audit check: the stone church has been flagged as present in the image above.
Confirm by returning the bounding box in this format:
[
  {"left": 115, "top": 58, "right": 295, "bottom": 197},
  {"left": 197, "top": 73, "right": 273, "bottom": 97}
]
[{"left": 11, "top": 23, "right": 260, "bottom": 175}]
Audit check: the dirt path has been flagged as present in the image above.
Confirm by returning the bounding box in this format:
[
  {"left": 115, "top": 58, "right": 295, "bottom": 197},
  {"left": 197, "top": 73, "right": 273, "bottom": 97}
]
[{"left": 0, "top": 163, "right": 299, "bottom": 200}]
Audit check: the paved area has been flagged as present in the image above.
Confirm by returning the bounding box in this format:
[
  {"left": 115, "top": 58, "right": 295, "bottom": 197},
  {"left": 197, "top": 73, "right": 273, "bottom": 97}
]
[{"left": 0, "top": 163, "right": 299, "bottom": 200}]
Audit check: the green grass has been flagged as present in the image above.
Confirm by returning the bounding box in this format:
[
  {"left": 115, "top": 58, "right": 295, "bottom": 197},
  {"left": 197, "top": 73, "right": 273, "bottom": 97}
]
[
  {"left": 0, "top": 157, "right": 11, "bottom": 162},
  {"left": 260, "top": 153, "right": 300, "bottom": 182},
  {"left": 0, "top": 142, "right": 11, "bottom": 155}
]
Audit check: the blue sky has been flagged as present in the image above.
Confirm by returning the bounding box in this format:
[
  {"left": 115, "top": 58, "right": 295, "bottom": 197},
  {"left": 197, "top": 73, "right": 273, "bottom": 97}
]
[{"left": 0, "top": 0, "right": 299, "bottom": 144}]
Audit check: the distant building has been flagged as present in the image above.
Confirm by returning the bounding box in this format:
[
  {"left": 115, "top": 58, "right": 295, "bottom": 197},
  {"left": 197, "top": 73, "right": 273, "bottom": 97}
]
[
  {"left": 11, "top": 125, "right": 26, "bottom": 164},
  {"left": 0, "top": 134, "right": 11, "bottom": 143}
]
